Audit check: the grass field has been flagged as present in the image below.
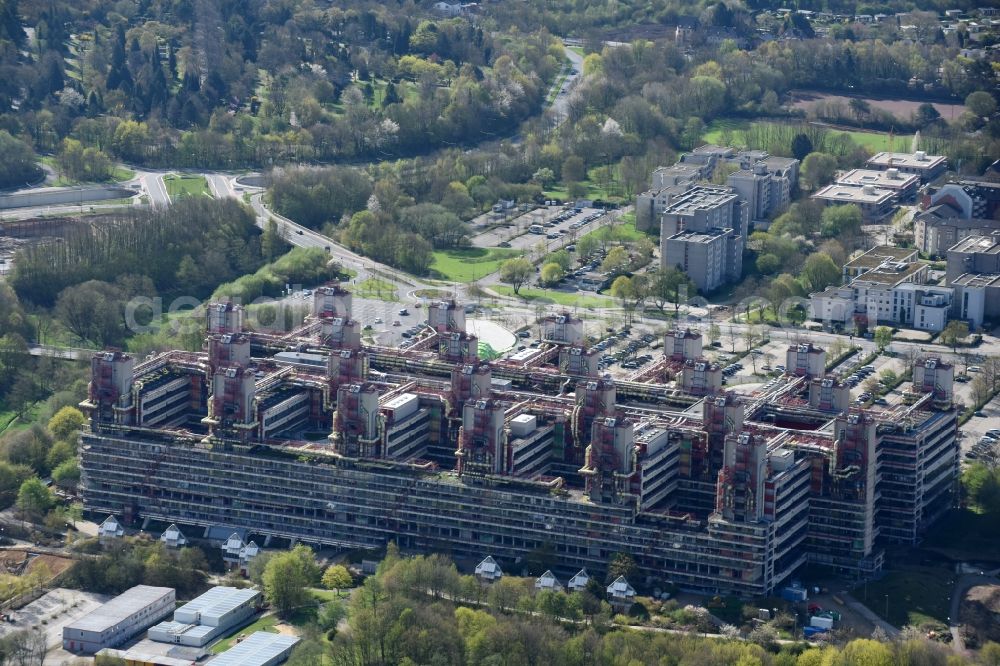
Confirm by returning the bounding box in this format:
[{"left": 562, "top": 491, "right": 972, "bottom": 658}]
[
  {"left": 577, "top": 219, "right": 645, "bottom": 245},
  {"left": 353, "top": 278, "right": 399, "bottom": 301},
  {"left": 430, "top": 248, "right": 522, "bottom": 282},
  {"left": 702, "top": 119, "right": 913, "bottom": 153},
  {"left": 492, "top": 285, "right": 616, "bottom": 309},
  {"left": 851, "top": 565, "right": 952, "bottom": 630},
  {"left": 164, "top": 175, "right": 211, "bottom": 199}
]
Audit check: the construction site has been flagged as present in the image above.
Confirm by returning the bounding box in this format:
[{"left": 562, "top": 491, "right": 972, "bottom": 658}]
[{"left": 79, "top": 286, "right": 959, "bottom": 597}]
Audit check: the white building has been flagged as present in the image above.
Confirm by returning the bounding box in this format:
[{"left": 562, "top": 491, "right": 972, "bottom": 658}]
[
  {"left": 148, "top": 586, "right": 261, "bottom": 647},
  {"left": 567, "top": 569, "right": 590, "bottom": 592},
  {"left": 535, "top": 570, "right": 563, "bottom": 592},
  {"left": 606, "top": 576, "right": 636, "bottom": 608},
  {"left": 475, "top": 556, "right": 503, "bottom": 582},
  {"left": 63, "top": 586, "right": 175, "bottom": 654},
  {"left": 866, "top": 151, "right": 947, "bottom": 182},
  {"left": 98, "top": 515, "right": 124, "bottom": 542},
  {"left": 160, "top": 524, "right": 187, "bottom": 549}
]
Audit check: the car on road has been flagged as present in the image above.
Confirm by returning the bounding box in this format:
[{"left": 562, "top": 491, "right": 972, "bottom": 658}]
[
  {"left": 518, "top": 330, "right": 531, "bottom": 338},
  {"left": 498, "top": 241, "right": 511, "bottom": 248},
  {"left": 987, "top": 429, "right": 1000, "bottom": 438},
  {"left": 399, "top": 308, "right": 409, "bottom": 316},
  {"left": 296, "top": 229, "right": 303, "bottom": 235},
  {"left": 969, "top": 366, "right": 982, "bottom": 373},
  {"left": 975, "top": 410, "right": 987, "bottom": 417},
  {"left": 392, "top": 320, "right": 401, "bottom": 326},
  {"left": 374, "top": 317, "right": 383, "bottom": 324}
]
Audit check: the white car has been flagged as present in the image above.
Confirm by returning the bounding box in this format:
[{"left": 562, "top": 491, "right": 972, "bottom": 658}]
[{"left": 374, "top": 317, "right": 383, "bottom": 324}]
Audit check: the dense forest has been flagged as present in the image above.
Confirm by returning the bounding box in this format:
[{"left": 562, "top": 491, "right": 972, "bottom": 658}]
[{"left": 0, "top": 0, "right": 559, "bottom": 170}]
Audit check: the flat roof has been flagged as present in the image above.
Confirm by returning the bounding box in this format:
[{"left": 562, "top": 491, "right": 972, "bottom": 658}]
[
  {"left": 949, "top": 234, "right": 1000, "bottom": 255},
  {"left": 175, "top": 586, "right": 259, "bottom": 621},
  {"left": 209, "top": 632, "right": 300, "bottom": 666},
  {"left": 867, "top": 151, "right": 946, "bottom": 169},
  {"left": 661, "top": 185, "right": 738, "bottom": 215},
  {"left": 667, "top": 228, "right": 731, "bottom": 243},
  {"left": 852, "top": 261, "right": 926, "bottom": 286},
  {"left": 845, "top": 246, "right": 917, "bottom": 269},
  {"left": 812, "top": 183, "right": 895, "bottom": 204},
  {"left": 951, "top": 272, "right": 1000, "bottom": 288},
  {"left": 66, "top": 586, "right": 174, "bottom": 634},
  {"left": 837, "top": 168, "right": 919, "bottom": 189}
]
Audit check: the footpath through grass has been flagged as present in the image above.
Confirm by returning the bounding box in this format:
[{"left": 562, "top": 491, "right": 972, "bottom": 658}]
[
  {"left": 492, "top": 285, "right": 616, "bottom": 309},
  {"left": 430, "top": 248, "right": 522, "bottom": 282},
  {"left": 164, "top": 175, "right": 211, "bottom": 199}
]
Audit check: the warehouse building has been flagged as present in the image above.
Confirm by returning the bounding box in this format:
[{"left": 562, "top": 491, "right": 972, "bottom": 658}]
[
  {"left": 63, "top": 586, "right": 175, "bottom": 654},
  {"left": 148, "top": 586, "right": 261, "bottom": 647}
]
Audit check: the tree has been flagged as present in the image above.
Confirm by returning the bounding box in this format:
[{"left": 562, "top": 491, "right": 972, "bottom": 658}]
[
  {"left": 52, "top": 459, "right": 80, "bottom": 489},
  {"left": 532, "top": 168, "right": 555, "bottom": 187},
  {"left": 260, "top": 219, "right": 286, "bottom": 261},
  {"left": 0, "top": 130, "right": 41, "bottom": 189},
  {"left": 539, "top": 263, "right": 564, "bottom": 287},
  {"left": 54, "top": 281, "right": 126, "bottom": 347},
  {"left": 562, "top": 155, "right": 586, "bottom": 183},
  {"left": 840, "top": 639, "right": 894, "bottom": 666},
  {"left": 650, "top": 268, "right": 694, "bottom": 315},
  {"left": 322, "top": 564, "right": 353, "bottom": 596},
  {"left": 262, "top": 545, "right": 320, "bottom": 616},
  {"left": 707, "top": 323, "right": 721, "bottom": 347},
  {"left": 802, "top": 253, "right": 841, "bottom": 292},
  {"left": 874, "top": 326, "right": 893, "bottom": 352},
  {"left": 48, "top": 406, "right": 85, "bottom": 442},
  {"left": 600, "top": 247, "right": 630, "bottom": 277},
  {"left": 820, "top": 204, "right": 862, "bottom": 238},
  {"left": 610, "top": 276, "right": 638, "bottom": 324},
  {"left": 499, "top": 258, "right": 534, "bottom": 295},
  {"left": 940, "top": 320, "right": 969, "bottom": 352},
  {"left": 790, "top": 133, "right": 813, "bottom": 161},
  {"left": 800, "top": 152, "right": 838, "bottom": 191},
  {"left": 913, "top": 103, "right": 941, "bottom": 128},
  {"left": 966, "top": 91, "right": 997, "bottom": 118},
  {"left": 605, "top": 552, "right": 636, "bottom": 584},
  {"left": 16, "top": 477, "right": 53, "bottom": 520}
]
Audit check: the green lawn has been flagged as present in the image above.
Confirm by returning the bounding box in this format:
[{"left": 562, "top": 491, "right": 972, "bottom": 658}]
[
  {"left": 354, "top": 278, "right": 399, "bottom": 301},
  {"left": 210, "top": 614, "right": 280, "bottom": 653},
  {"left": 430, "top": 248, "right": 523, "bottom": 282},
  {"left": 544, "top": 167, "right": 626, "bottom": 203},
  {"left": 164, "top": 175, "right": 211, "bottom": 199},
  {"left": 851, "top": 566, "right": 952, "bottom": 630},
  {"left": 702, "top": 119, "right": 913, "bottom": 153},
  {"left": 568, "top": 46, "right": 584, "bottom": 57},
  {"left": 576, "top": 219, "right": 645, "bottom": 245},
  {"left": 492, "top": 285, "right": 616, "bottom": 309}
]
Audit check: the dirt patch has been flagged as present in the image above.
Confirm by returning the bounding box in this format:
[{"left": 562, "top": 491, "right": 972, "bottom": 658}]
[
  {"left": 273, "top": 623, "right": 299, "bottom": 636},
  {"left": 960, "top": 584, "right": 1000, "bottom": 646},
  {"left": 25, "top": 554, "right": 74, "bottom": 578},
  {"left": 790, "top": 90, "right": 966, "bottom": 121}
]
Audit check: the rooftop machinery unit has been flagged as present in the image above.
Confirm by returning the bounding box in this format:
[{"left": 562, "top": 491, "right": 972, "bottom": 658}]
[
  {"left": 204, "top": 367, "right": 256, "bottom": 441},
  {"left": 206, "top": 303, "right": 245, "bottom": 335},
  {"left": 450, "top": 364, "right": 492, "bottom": 415},
  {"left": 703, "top": 392, "right": 745, "bottom": 474},
  {"left": 319, "top": 317, "right": 362, "bottom": 351},
  {"left": 331, "top": 383, "right": 381, "bottom": 458},
  {"left": 716, "top": 432, "right": 767, "bottom": 523},
  {"left": 427, "top": 300, "right": 467, "bottom": 334},
  {"left": 559, "top": 346, "right": 600, "bottom": 377},
  {"left": 456, "top": 399, "right": 506, "bottom": 476},
  {"left": 573, "top": 379, "right": 616, "bottom": 446},
  {"left": 208, "top": 334, "right": 251, "bottom": 372},
  {"left": 313, "top": 285, "right": 353, "bottom": 319},
  {"left": 581, "top": 416, "right": 635, "bottom": 504},
  {"left": 87, "top": 351, "right": 136, "bottom": 426},
  {"left": 438, "top": 332, "right": 478, "bottom": 364}
]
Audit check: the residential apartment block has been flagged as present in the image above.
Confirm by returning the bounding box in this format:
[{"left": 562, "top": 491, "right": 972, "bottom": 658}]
[
  {"left": 635, "top": 146, "right": 797, "bottom": 231},
  {"left": 914, "top": 207, "right": 1000, "bottom": 257},
  {"left": 79, "top": 291, "right": 958, "bottom": 598}
]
